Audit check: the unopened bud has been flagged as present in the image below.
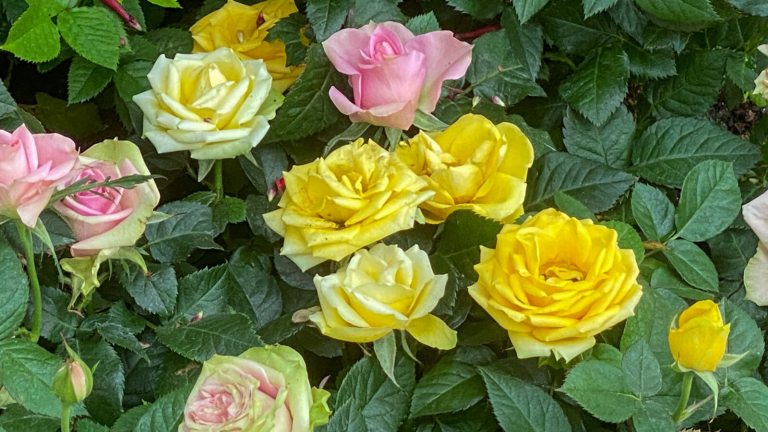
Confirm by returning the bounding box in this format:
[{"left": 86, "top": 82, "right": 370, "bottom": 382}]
[
  {"left": 491, "top": 95, "right": 506, "bottom": 107},
  {"left": 52, "top": 342, "right": 93, "bottom": 405}
]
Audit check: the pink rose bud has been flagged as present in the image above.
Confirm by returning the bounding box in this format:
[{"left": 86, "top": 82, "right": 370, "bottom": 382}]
[
  {"left": 323, "top": 21, "right": 473, "bottom": 130},
  {"left": 52, "top": 344, "right": 93, "bottom": 405},
  {"left": 0, "top": 124, "right": 79, "bottom": 227}
]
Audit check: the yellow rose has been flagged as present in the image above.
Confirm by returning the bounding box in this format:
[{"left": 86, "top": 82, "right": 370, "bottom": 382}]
[
  {"left": 309, "top": 243, "right": 456, "bottom": 349},
  {"left": 133, "top": 47, "right": 283, "bottom": 160},
  {"left": 190, "top": 0, "right": 304, "bottom": 92},
  {"left": 396, "top": 113, "right": 533, "bottom": 224},
  {"left": 668, "top": 300, "right": 730, "bottom": 372},
  {"left": 469, "top": 208, "right": 642, "bottom": 361},
  {"left": 263, "top": 139, "right": 433, "bottom": 271}
]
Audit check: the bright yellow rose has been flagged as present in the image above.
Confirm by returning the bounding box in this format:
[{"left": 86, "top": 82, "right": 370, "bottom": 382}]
[
  {"left": 395, "top": 114, "right": 533, "bottom": 224},
  {"left": 263, "top": 139, "right": 433, "bottom": 271},
  {"left": 668, "top": 300, "right": 730, "bottom": 372},
  {"left": 309, "top": 243, "right": 456, "bottom": 349},
  {"left": 469, "top": 208, "right": 642, "bottom": 361},
  {"left": 133, "top": 47, "right": 283, "bottom": 160},
  {"left": 191, "top": 0, "right": 304, "bottom": 92}
]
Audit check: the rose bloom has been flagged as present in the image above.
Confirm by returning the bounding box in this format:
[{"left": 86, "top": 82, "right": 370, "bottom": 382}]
[
  {"left": 753, "top": 45, "right": 768, "bottom": 100},
  {"left": 323, "top": 21, "right": 472, "bottom": 130},
  {"left": 742, "top": 188, "right": 768, "bottom": 305},
  {"left": 263, "top": 139, "right": 433, "bottom": 271},
  {"left": 181, "top": 345, "right": 330, "bottom": 432},
  {"left": 0, "top": 124, "right": 78, "bottom": 227},
  {"left": 469, "top": 209, "right": 643, "bottom": 361},
  {"left": 191, "top": 0, "right": 304, "bottom": 93},
  {"left": 309, "top": 243, "right": 456, "bottom": 350},
  {"left": 54, "top": 139, "right": 160, "bottom": 257},
  {"left": 668, "top": 300, "right": 730, "bottom": 372},
  {"left": 133, "top": 47, "right": 283, "bottom": 160},
  {"left": 396, "top": 113, "right": 534, "bottom": 224}
]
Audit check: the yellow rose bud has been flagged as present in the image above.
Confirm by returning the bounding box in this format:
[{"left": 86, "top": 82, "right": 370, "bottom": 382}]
[
  {"left": 190, "top": 0, "right": 304, "bottom": 92},
  {"left": 309, "top": 243, "right": 457, "bottom": 350},
  {"left": 396, "top": 113, "right": 533, "bottom": 224},
  {"left": 469, "top": 208, "right": 642, "bottom": 362},
  {"left": 668, "top": 300, "right": 730, "bottom": 372},
  {"left": 133, "top": 47, "right": 283, "bottom": 160},
  {"left": 263, "top": 139, "right": 433, "bottom": 271}
]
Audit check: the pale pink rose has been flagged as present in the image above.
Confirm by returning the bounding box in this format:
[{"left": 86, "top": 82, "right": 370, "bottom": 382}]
[
  {"left": 0, "top": 124, "right": 78, "bottom": 227},
  {"left": 323, "top": 21, "right": 473, "bottom": 130},
  {"left": 54, "top": 140, "right": 160, "bottom": 257}
]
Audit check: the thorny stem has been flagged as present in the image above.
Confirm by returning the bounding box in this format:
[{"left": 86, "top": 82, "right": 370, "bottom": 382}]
[{"left": 455, "top": 24, "right": 502, "bottom": 41}]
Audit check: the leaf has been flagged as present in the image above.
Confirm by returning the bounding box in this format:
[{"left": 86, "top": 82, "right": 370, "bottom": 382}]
[
  {"left": 723, "top": 377, "right": 768, "bottom": 432},
  {"left": 57, "top": 7, "right": 121, "bottom": 70},
  {"left": 621, "top": 340, "right": 662, "bottom": 397},
  {"left": 110, "top": 404, "right": 149, "bottom": 432},
  {"left": 608, "top": 0, "right": 648, "bottom": 42},
  {"left": 120, "top": 263, "right": 178, "bottom": 317},
  {"left": 0, "top": 339, "right": 63, "bottom": 417},
  {"left": 512, "top": 0, "right": 551, "bottom": 23},
  {"left": 540, "top": 2, "right": 618, "bottom": 54},
  {"left": 1, "top": 0, "right": 60, "bottom": 63},
  {"left": 374, "top": 332, "right": 398, "bottom": 386},
  {"left": 306, "top": 0, "right": 352, "bottom": 41},
  {"left": 479, "top": 366, "right": 571, "bottom": 432},
  {"left": 410, "top": 358, "right": 486, "bottom": 418},
  {"left": 225, "top": 247, "right": 282, "bottom": 329},
  {"left": 406, "top": 12, "right": 440, "bottom": 34},
  {"left": 174, "top": 265, "right": 231, "bottom": 320},
  {"left": 501, "top": 8, "right": 545, "bottom": 82},
  {"left": 113, "top": 61, "right": 152, "bottom": 101},
  {"left": 675, "top": 160, "right": 741, "bottom": 242},
  {"left": 447, "top": 0, "right": 504, "bottom": 19},
  {"left": 0, "top": 80, "right": 18, "bottom": 118},
  {"left": 267, "top": 44, "right": 345, "bottom": 142},
  {"left": 629, "top": 117, "right": 760, "bottom": 188},
  {"left": 720, "top": 300, "right": 764, "bottom": 377},
  {"left": 601, "top": 221, "right": 645, "bottom": 264},
  {"left": 526, "top": 152, "right": 636, "bottom": 213},
  {"left": 624, "top": 44, "right": 677, "bottom": 79},
  {"left": 707, "top": 229, "right": 758, "bottom": 281},
  {"left": 583, "top": 0, "right": 619, "bottom": 17},
  {"left": 647, "top": 51, "right": 724, "bottom": 118},
  {"left": 264, "top": 13, "right": 309, "bottom": 66},
  {"left": 67, "top": 56, "right": 114, "bottom": 104},
  {"left": 348, "top": 0, "right": 406, "bottom": 27},
  {"left": 39, "top": 286, "right": 80, "bottom": 343},
  {"left": 0, "top": 406, "right": 58, "bottom": 431},
  {"left": 563, "top": 106, "right": 634, "bottom": 168},
  {"left": 212, "top": 196, "right": 246, "bottom": 235},
  {"left": 560, "top": 360, "right": 640, "bottom": 422},
  {"left": 631, "top": 183, "right": 675, "bottom": 242},
  {"left": 662, "top": 239, "right": 719, "bottom": 292},
  {"left": 554, "top": 191, "right": 595, "bottom": 220},
  {"left": 726, "top": 0, "right": 768, "bottom": 16},
  {"left": 433, "top": 211, "right": 501, "bottom": 284},
  {"left": 79, "top": 339, "right": 124, "bottom": 426},
  {"left": 145, "top": 28, "right": 192, "bottom": 58},
  {"left": 560, "top": 45, "right": 629, "bottom": 126},
  {"left": 157, "top": 313, "right": 263, "bottom": 362},
  {"left": 145, "top": 0, "right": 180, "bottom": 7},
  {"left": 133, "top": 384, "right": 191, "bottom": 432},
  {"left": 631, "top": 399, "right": 676, "bottom": 432},
  {"left": 0, "top": 234, "right": 28, "bottom": 340},
  {"left": 145, "top": 201, "right": 220, "bottom": 263},
  {"left": 76, "top": 419, "right": 109, "bottom": 432},
  {"left": 634, "top": 0, "right": 720, "bottom": 23}
]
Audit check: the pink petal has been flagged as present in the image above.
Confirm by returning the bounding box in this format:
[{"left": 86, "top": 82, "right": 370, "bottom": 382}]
[
  {"left": 323, "top": 28, "right": 373, "bottom": 75},
  {"left": 406, "top": 31, "right": 473, "bottom": 112}
]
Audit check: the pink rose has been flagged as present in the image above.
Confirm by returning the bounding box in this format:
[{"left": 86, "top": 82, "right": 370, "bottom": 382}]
[
  {"left": 54, "top": 139, "right": 160, "bottom": 257},
  {"left": 323, "top": 22, "right": 473, "bottom": 130},
  {"left": 0, "top": 124, "right": 78, "bottom": 227}
]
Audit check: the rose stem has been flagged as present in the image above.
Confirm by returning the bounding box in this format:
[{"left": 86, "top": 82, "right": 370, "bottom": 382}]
[
  {"left": 61, "top": 404, "right": 71, "bottom": 432},
  {"left": 15, "top": 220, "right": 42, "bottom": 343},
  {"left": 672, "top": 372, "right": 694, "bottom": 423},
  {"left": 100, "top": 0, "right": 142, "bottom": 31},
  {"left": 213, "top": 159, "right": 224, "bottom": 201}
]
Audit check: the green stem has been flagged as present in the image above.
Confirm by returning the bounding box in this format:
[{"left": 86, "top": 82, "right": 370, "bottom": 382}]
[
  {"left": 15, "top": 221, "right": 41, "bottom": 343},
  {"left": 213, "top": 160, "right": 224, "bottom": 201},
  {"left": 673, "top": 372, "right": 694, "bottom": 424},
  {"left": 61, "top": 404, "right": 71, "bottom": 432}
]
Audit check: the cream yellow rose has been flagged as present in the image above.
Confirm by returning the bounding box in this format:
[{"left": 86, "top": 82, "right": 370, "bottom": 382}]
[
  {"left": 309, "top": 243, "right": 456, "bottom": 350},
  {"left": 469, "top": 208, "right": 642, "bottom": 361},
  {"left": 133, "top": 47, "right": 283, "bottom": 160},
  {"left": 396, "top": 114, "right": 533, "bottom": 223},
  {"left": 263, "top": 139, "right": 433, "bottom": 271},
  {"left": 754, "top": 45, "right": 768, "bottom": 100},
  {"left": 190, "top": 0, "right": 304, "bottom": 93}
]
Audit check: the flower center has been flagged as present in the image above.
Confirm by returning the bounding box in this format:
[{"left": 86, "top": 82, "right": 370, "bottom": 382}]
[{"left": 542, "top": 264, "right": 584, "bottom": 283}]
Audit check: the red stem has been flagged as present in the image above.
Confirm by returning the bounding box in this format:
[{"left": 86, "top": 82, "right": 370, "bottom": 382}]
[
  {"left": 455, "top": 24, "right": 502, "bottom": 41},
  {"left": 100, "top": 0, "right": 142, "bottom": 31}
]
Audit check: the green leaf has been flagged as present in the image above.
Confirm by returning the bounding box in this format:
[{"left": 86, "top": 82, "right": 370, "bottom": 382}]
[
  {"left": 675, "top": 160, "right": 741, "bottom": 242},
  {"left": 79, "top": 339, "right": 124, "bottom": 426},
  {"left": 563, "top": 106, "right": 634, "bottom": 168},
  {"left": 264, "top": 13, "right": 309, "bottom": 66},
  {"left": 33, "top": 92, "right": 103, "bottom": 140},
  {"left": 433, "top": 211, "right": 501, "bottom": 284},
  {"left": 410, "top": 358, "right": 486, "bottom": 418},
  {"left": 0, "top": 80, "right": 18, "bottom": 118},
  {"left": 621, "top": 287, "right": 686, "bottom": 361},
  {"left": 113, "top": 61, "right": 152, "bottom": 101},
  {"left": 526, "top": 152, "right": 636, "bottom": 213},
  {"left": 57, "top": 7, "right": 121, "bottom": 70},
  {"left": 174, "top": 265, "right": 231, "bottom": 320},
  {"left": 267, "top": 44, "right": 345, "bottom": 142},
  {"left": 560, "top": 45, "right": 629, "bottom": 126},
  {"left": 0, "top": 406, "right": 58, "bottom": 431},
  {"left": 601, "top": 221, "right": 645, "bottom": 264},
  {"left": 211, "top": 196, "right": 246, "bottom": 235},
  {"left": 306, "top": 0, "right": 352, "bottom": 41},
  {"left": 631, "top": 183, "right": 675, "bottom": 242},
  {"left": 374, "top": 332, "right": 398, "bottom": 386},
  {"left": 554, "top": 191, "right": 595, "bottom": 220},
  {"left": 225, "top": 247, "right": 282, "bottom": 329},
  {"left": 624, "top": 44, "right": 677, "bottom": 79},
  {"left": 0, "top": 339, "right": 63, "bottom": 417},
  {"left": 479, "top": 366, "right": 571, "bottom": 432},
  {"left": 0, "top": 234, "right": 28, "bottom": 340},
  {"left": 540, "top": 2, "right": 618, "bottom": 54},
  {"left": 145, "top": 28, "right": 192, "bottom": 58},
  {"left": 634, "top": 0, "right": 720, "bottom": 23},
  {"left": 406, "top": 12, "right": 440, "bottom": 35},
  {"left": 662, "top": 239, "right": 719, "bottom": 291},
  {"left": 708, "top": 229, "right": 758, "bottom": 281},
  {"left": 629, "top": 117, "right": 760, "bottom": 188},
  {"left": 720, "top": 300, "right": 764, "bottom": 376},
  {"left": 121, "top": 263, "right": 178, "bottom": 317},
  {"left": 145, "top": 201, "right": 220, "bottom": 263},
  {"left": 75, "top": 419, "right": 109, "bottom": 432},
  {"left": 512, "top": 0, "right": 551, "bottom": 23},
  {"left": 157, "top": 313, "right": 263, "bottom": 362},
  {"left": 723, "top": 377, "right": 768, "bottom": 432},
  {"left": 67, "top": 56, "right": 114, "bottom": 104},
  {"left": 583, "top": 0, "right": 619, "bottom": 17},
  {"left": 133, "top": 384, "right": 191, "bottom": 432},
  {"left": 1, "top": 1, "right": 60, "bottom": 63},
  {"left": 349, "top": 0, "right": 406, "bottom": 27},
  {"left": 145, "top": 0, "right": 180, "bottom": 7},
  {"left": 560, "top": 360, "right": 640, "bottom": 422},
  {"left": 39, "top": 286, "right": 81, "bottom": 343},
  {"left": 110, "top": 404, "right": 149, "bottom": 432},
  {"left": 647, "top": 51, "right": 724, "bottom": 118},
  {"left": 609, "top": 0, "right": 648, "bottom": 42},
  {"left": 725, "top": 50, "right": 757, "bottom": 92},
  {"left": 726, "top": 0, "right": 768, "bottom": 15},
  {"left": 501, "top": 8, "right": 545, "bottom": 82},
  {"left": 631, "top": 399, "right": 676, "bottom": 432},
  {"left": 447, "top": 0, "right": 504, "bottom": 19},
  {"left": 651, "top": 267, "right": 712, "bottom": 301},
  {"left": 621, "top": 340, "right": 662, "bottom": 397}
]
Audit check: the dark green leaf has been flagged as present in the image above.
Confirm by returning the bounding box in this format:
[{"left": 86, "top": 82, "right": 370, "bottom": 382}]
[
  {"left": 631, "top": 183, "right": 675, "bottom": 241},
  {"left": 563, "top": 106, "right": 634, "bottom": 168},
  {"left": 133, "top": 384, "right": 191, "bottom": 431},
  {"left": 0, "top": 339, "right": 63, "bottom": 417},
  {"left": 374, "top": 332, "right": 398, "bottom": 386},
  {"left": 647, "top": 51, "right": 724, "bottom": 118},
  {"left": 624, "top": 44, "right": 677, "bottom": 79},
  {"left": 306, "top": 0, "right": 352, "bottom": 41},
  {"left": 410, "top": 358, "right": 486, "bottom": 418},
  {"left": 0, "top": 234, "right": 27, "bottom": 340},
  {"left": 406, "top": 12, "right": 440, "bottom": 35},
  {"left": 560, "top": 360, "right": 640, "bottom": 422},
  {"left": 554, "top": 191, "right": 595, "bottom": 220},
  {"left": 145, "top": 201, "right": 220, "bottom": 263},
  {"left": 621, "top": 340, "right": 662, "bottom": 397},
  {"left": 156, "top": 313, "right": 263, "bottom": 361},
  {"left": 79, "top": 338, "right": 124, "bottom": 426},
  {"left": 634, "top": 0, "right": 720, "bottom": 23},
  {"left": 540, "top": 2, "right": 618, "bottom": 53},
  {"left": 601, "top": 221, "right": 645, "bottom": 263},
  {"left": 265, "top": 13, "right": 309, "bottom": 66},
  {"left": 145, "top": 28, "right": 192, "bottom": 58},
  {"left": 0, "top": 406, "right": 58, "bottom": 431},
  {"left": 501, "top": 8, "right": 545, "bottom": 82},
  {"left": 39, "top": 286, "right": 80, "bottom": 343},
  {"left": 723, "top": 377, "right": 768, "bottom": 432},
  {"left": 583, "top": 0, "right": 619, "bottom": 17},
  {"left": 726, "top": 0, "right": 768, "bottom": 15},
  {"left": 662, "top": 239, "right": 719, "bottom": 291},
  {"left": 721, "top": 300, "right": 764, "bottom": 376},
  {"left": 708, "top": 229, "right": 758, "bottom": 281},
  {"left": 512, "top": 0, "right": 550, "bottom": 23},
  {"left": 349, "top": 0, "right": 406, "bottom": 26},
  {"left": 67, "top": 56, "right": 114, "bottom": 104},
  {"left": 174, "top": 265, "right": 231, "bottom": 320},
  {"left": 121, "top": 263, "right": 178, "bottom": 317},
  {"left": 226, "top": 247, "right": 282, "bottom": 329},
  {"left": 675, "top": 160, "right": 741, "bottom": 242},
  {"left": 447, "top": 0, "right": 504, "bottom": 19},
  {"left": 57, "top": 7, "right": 121, "bottom": 70}
]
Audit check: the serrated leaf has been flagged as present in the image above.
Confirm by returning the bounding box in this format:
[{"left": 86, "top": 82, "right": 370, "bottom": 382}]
[
  {"left": 264, "top": 13, "right": 309, "bottom": 66},
  {"left": 526, "top": 152, "right": 636, "bottom": 213},
  {"left": 621, "top": 340, "right": 662, "bottom": 397},
  {"left": 584, "top": 0, "right": 619, "bottom": 17},
  {"left": 631, "top": 183, "right": 675, "bottom": 241},
  {"left": 434, "top": 211, "right": 501, "bottom": 284},
  {"left": 0, "top": 80, "right": 18, "bottom": 118},
  {"left": 114, "top": 61, "right": 152, "bottom": 101},
  {"left": 374, "top": 332, "right": 398, "bottom": 386},
  {"left": 0, "top": 339, "right": 63, "bottom": 417},
  {"left": 225, "top": 247, "right": 282, "bottom": 329},
  {"left": 479, "top": 366, "right": 571, "bottom": 432},
  {"left": 133, "top": 384, "right": 191, "bottom": 432},
  {"left": 634, "top": 0, "right": 720, "bottom": 23},
  {"left": 631, "top": 399, "right": 675, "bottom": 432},
  {"left": 540, "top": 2, "right": 617, "bottom": 54},
  {"left": 79, "top": 339, "right": 124, "bottom": 426},
  {"left": 121, "top": 263, "right": 178, "bottom": 317},
  {"left": 629, "top": 117, "right": 760, "bottom": 187},
  {"left": 110, "top": 404, "right": 149, "bottom": 432},
  {"left": 624, "top": 44, "right": 677, "bottom": 79},
  {"left": 349, "top": 0, "right": 406, "bottom": 27},
  {"left": 560, "top": 45, "right": 629, "bottom": 126},
  {"left": 1, "top": 1, "right": 59, "bottom": 63},
  {"left": 410, "top": 358, "right": 485, "bottom": 418},
  {"left": 601, "top": 221, "right": 645, "bottom": 263},
  {"left": 0, "top": 234, "right": 28, "bottom": 340},
  {"left": 554, "top": 191, "right": 595, "bottom": 220},
  {"left": 723, "top": 377, "right": 768, "bottom": 432},
  {"left": 406, "top": 12, "right": 440, "bottom": 35},
  {"left": 720, "top": 300, "right": 764, "bottom": 377},
  {"left": 727, "top": 0, "right": 768, "bottom": 15},
  {"left": 675, "top": 160, "right": 741, "bottom": 242},
  {"left": 725, "top": 50, "right": 756, "bottom": 92},
  {"left": 306, "top": 0, "right": 352, "bottom": 41},
  {"left": 512, "top": 0, "right": 551, "bottom": 23},
  {"left": 708, "top": 229, "right": 758, "bottom": 281},
  {"left": 145, "top": 201, "right": 220, "bottom": 263},
  {"left": 609, "top": 0, "right": 648, "bottom": 42},
  {"left": 621, "top": 287, "right": 687, "bottom": 361},
  {"left": 647, "top": 51, "right": 724, "bottom": 118},
  {"left": 447, "top": 0, "right": 504, "bottom": 19},
  {"left": 0, "top": 406, "right": 58, "bottom": 431},
  {"left": 501, "top": 8, "right": 544, "bottom": 81},
  {"left": 560, "top": 360, "right": 640, "bottom": 422},
  {"left": 57, "top": 7, "right": 121, "bottom": 70},
  {"left": 662, "top": 239, "right": 719, "bottom": 291},
  {"left": 212, "top": 196, "right": 246, "bottom": 235},
  {"left": 563, "top": 105, "right": 634, "bottom": 168},
  {"left": 145, "top": 28, "right": 192, "bottom": 58},
  {"left": 145, "top": 0, "right": 180, "bottom": 7},
  {"left": 67, "top": 56, "right": 114, "bottom": 104},
  {"left": 156, "top": 313, "right": 263, "bottom": 362},
  {"left": 39, "top": 286, "right": 80, "bottom": 343},
  {"left": 174, "top": 265, "right": 231, "bottom": 320},
  {"left": 76, "top": 419, "right": 109, "bottom": 432}
]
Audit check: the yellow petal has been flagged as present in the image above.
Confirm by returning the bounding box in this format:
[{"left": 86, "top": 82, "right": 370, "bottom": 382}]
[{"left": 406, "top": 315, "right": 457, "bottom": 350}]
